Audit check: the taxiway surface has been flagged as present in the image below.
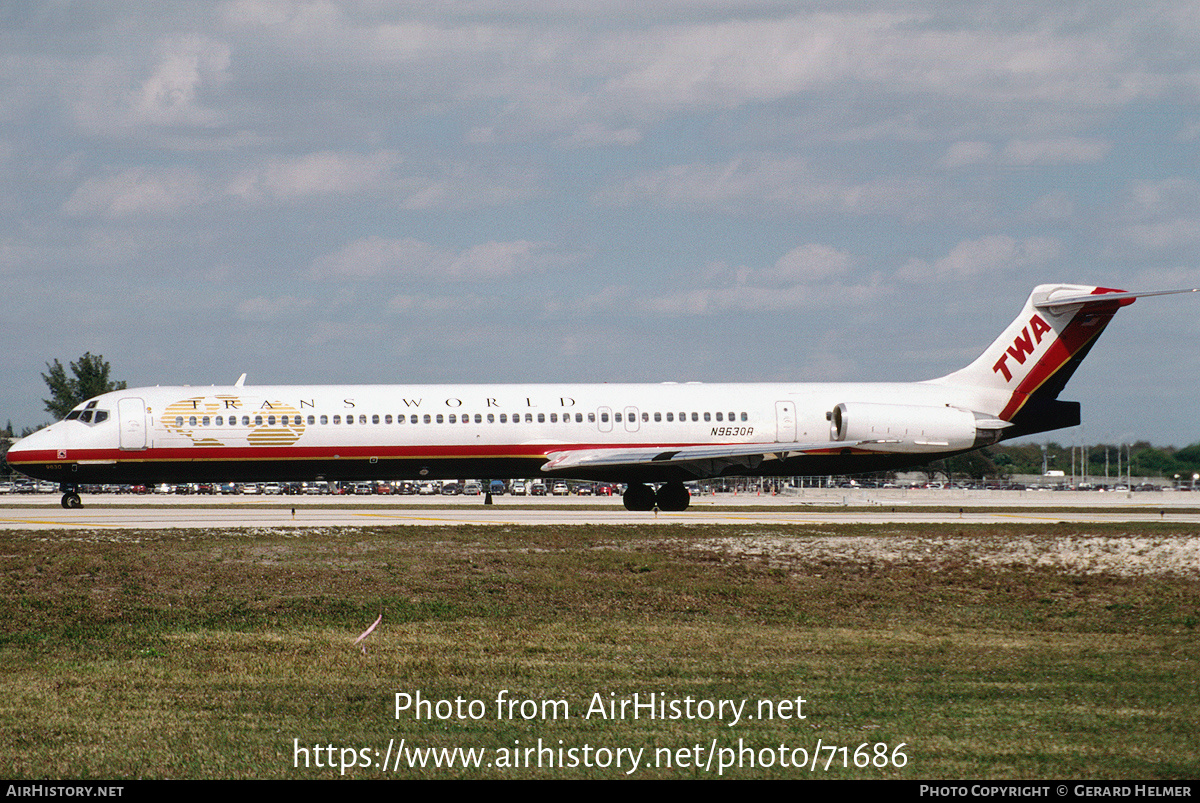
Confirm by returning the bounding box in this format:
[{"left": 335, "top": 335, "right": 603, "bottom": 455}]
[{"left": 2, "top": 490, "right": 1198, "bottom": 529}]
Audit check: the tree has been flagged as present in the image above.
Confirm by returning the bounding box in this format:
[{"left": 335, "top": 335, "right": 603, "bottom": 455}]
[{"left": 41, "top": 353, "right": 127, "bottom": 420}]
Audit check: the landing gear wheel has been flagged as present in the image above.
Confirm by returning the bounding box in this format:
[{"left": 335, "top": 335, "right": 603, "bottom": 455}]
[
  {"left": 656, "top": 482, "right": 690, "bottom": 512},
  {"left": 622, "top": 483, "right": 656, "bottom": 511},
  {"left": 61, "top": 492, "right": 82, "bottom": 509}
]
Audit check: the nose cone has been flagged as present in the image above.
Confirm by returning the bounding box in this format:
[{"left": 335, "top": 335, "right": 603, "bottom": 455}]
[{"left": 5, "top": 425, "right": 64, "bottom": 480}]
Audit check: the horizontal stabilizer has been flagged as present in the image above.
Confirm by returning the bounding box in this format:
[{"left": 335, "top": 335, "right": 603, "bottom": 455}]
[{"left": 1035, "top": 287, "right": 1197, "bottom": 309}]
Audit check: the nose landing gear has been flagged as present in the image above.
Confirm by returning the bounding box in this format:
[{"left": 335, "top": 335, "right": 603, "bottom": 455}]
[{"left": 60, "top": 484, "right": 82, "bottom": 509}]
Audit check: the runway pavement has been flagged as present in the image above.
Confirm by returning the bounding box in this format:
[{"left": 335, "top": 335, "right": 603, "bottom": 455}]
[{"left": 2, "top": 489, "right": 1198, "bottom": 529}]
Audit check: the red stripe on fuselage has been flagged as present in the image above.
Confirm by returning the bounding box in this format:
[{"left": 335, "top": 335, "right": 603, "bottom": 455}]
[{"left": 7, "top": 441, "right": 716, "bottom": 467}]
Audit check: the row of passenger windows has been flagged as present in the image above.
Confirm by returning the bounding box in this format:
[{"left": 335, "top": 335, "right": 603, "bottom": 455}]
[{"left": 173, "top": 411, "right": 751, "bottom": 427}]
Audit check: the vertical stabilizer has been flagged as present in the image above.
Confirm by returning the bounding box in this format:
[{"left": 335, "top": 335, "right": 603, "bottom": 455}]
[{"left": 930, "top": 284, "right": 1134, "bottom": 427}]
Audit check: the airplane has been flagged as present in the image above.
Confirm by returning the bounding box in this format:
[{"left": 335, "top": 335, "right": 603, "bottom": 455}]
[{"left": 6, "top": 283, "right": 1195, "bottom": 511}]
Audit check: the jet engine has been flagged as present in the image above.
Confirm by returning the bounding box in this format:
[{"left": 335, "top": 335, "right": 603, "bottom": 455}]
[{"left": 829, "top": 402, "right": 1008, "bottom": 453}]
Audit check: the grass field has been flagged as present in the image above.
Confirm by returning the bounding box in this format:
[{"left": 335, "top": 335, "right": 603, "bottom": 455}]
[{"left": 1, "top": 522, "right": 1197, "bottom": 779}]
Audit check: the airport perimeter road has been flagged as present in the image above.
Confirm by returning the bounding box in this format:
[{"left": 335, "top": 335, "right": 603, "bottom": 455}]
[{"left": 1, "top": 491, "right": 1199, "bottom": 529}]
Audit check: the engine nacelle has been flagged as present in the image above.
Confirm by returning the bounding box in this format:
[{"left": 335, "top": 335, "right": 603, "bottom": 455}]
[{"left": 829, "top": 402, "right": 1002, "bottom": 453}]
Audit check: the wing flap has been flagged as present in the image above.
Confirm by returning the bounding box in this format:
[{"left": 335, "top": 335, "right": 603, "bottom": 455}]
[{"left": 542, "top": 440, "right": 863, "bottom": 478}]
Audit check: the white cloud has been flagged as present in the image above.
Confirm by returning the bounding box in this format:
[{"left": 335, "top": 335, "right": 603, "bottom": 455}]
[
  {"left": 398, "top": 164, "right": 545, "bottom": 210},
  {"left": 555, "top": 123, "right": 643, "bottom": 149},
  {"left": 1120, "top": 219, "right": 1200, "bottom": 251},
  {"left": 598, "top": 154, "right": 928, "bottom": 216},
  {"left": 575, "top": 243, "right": 874, "bottom": 317},
  {"left": 310, "top": 236, "right": 574, "bottom": 282},
  {"left": 309, "top": 236, "right": 441, "bottom": 281},
  {"left": 126, "top": 36, "right": 231, "bottom": 129},
  {"left": 896, "top": 235, "right": 1061, "bottom": 283},
  {"left": 236, "top": 294, "right": 314, "bottom": 322},
  {"left": 1113, "top": 179, "right": 1200, "bottom": 252},
  {"left": 62, "top": 167, "right": 210, "bottom": 218},
  {"left": 227, "top": 150, "right": 401, "bottom": 202},
  {"left": 1000, "top": 137, "right": 1110, "bottom": 165},
  {"left": 940, "top": 138, "right": 1110, "bottom": 168},
  {"left": 939, "top": 141, "right": 996, "bottom": 168},
  {"left": 765, "top": 244, "right": 853, "bottom": 284}
]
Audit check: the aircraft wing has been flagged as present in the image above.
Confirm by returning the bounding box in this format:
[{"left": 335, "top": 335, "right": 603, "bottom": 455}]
[{"left": 541, "top": 440, "right": 864, "bottom": 478}]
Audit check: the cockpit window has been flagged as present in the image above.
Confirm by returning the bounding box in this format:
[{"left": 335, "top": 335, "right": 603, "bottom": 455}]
[{"left": 72, "top": 407, "right": 110, "bottom": 425}]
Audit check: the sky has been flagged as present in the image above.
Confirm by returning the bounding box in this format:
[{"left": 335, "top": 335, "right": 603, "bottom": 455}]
[{"left": 2, "top": 1, "right": 1198, "bottom": 446}]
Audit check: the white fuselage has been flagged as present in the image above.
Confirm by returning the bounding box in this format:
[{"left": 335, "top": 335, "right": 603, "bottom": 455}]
[{"left": 7, "top": 378, "right": 992, "bottom": 486}]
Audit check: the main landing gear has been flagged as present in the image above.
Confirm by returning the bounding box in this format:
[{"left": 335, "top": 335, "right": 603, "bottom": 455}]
[
  {"left": 622, "top": 481, "right": 690, "bottom": 512},
  {"left": 60, "top": 484, "right": 82, "bottom": 509}
]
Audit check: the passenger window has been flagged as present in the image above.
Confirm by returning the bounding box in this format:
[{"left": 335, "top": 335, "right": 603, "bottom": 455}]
[
  {"left": 741, "top": 412, "right": 748, "bottom": 421},
  {"left": 538, "top": 413, "right": 545, "bottom": 423},
  {"left": 373, "top": 415, "right": 380, "bottom": 424},
  {"left": 423, "top": 414, "right": 431, "bottom": 424},
  {"left": 436, "top": 415, "right": 443, "bottom": 424},
  {"left": 384, "top": 415, "right": 392, "bottom": 424},
  {"left": 448, "top": 414, "right": 456, "bottom": 423},
  {"left": 333, "top": 415, "right": 341, "bottom": 424},
  {"left": 704, "top": 412, "right": 711, "bottom": 422},
  {"left": 474, "top": 414, "right": 482, "bottom": 423},
  {"left": 319, "top": 415, "right": 327, "bottom": 425},
  {"left": 359, "top": 415, "right": 367, "bottom": 424},
  {"left": 654, "top": 412, "right": 661, "bottom": 422},
  {"left": 176, "top": 416, "right": 184, "bottom": 426},
  {"left": 487, "top": 414, "right": 494, "bottom": 423},
  {"left": 188, "top": 416, "right": 197, "bottom": 426},
  {"left": 666, "top": 412, "right": 674, "bottom": 422}
]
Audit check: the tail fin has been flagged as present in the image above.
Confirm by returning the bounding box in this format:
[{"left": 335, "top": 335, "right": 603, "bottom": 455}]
[{"left": 931, "top": 284, "right": 1195, "bottom": 437}]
